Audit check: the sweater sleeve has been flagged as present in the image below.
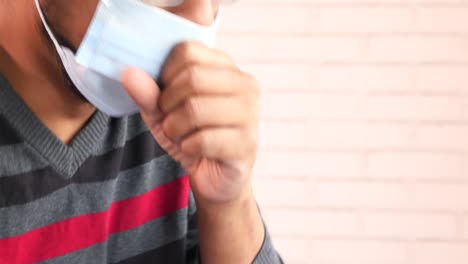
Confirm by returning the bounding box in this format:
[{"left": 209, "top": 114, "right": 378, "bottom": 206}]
[
  {"left": 252, "top": 224, "right": 284, "bottom": 264},
  {"left": 185, "top": 191, "right": 283, "bottom": 264}
]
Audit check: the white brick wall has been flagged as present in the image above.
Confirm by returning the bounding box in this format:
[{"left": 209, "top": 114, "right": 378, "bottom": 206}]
[{"left": 218, "top": 1, "right": 468, "bottom": 263}]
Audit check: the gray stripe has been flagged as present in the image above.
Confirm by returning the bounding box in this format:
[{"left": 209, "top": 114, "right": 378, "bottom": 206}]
[
  {"left": 0, "top": 155, "right": 184, "bottom": 238},
  {"left": 39, "top": 209, "right": 188, "bottom": 264},
  {"left": 91, "top": 114, "right": 149, "bottom": 156},
  {"left": 0, "top": 143, "right": 48, "bottom": 177},
  {"left": 0, "top": 116, "right": 150, "bottom": 176},
  {"left": 186, "top": 190, "right": 199, "bottom": 250}
]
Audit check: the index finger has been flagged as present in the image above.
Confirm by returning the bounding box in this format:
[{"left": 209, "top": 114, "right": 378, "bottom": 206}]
[{"left": 160, "top": 41, "right": 235, "bottom": 87}]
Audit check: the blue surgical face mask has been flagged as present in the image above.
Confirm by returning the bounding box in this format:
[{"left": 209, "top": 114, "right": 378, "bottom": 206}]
[{"left": 35, "top": 0, "right": 222, "bottom": 117}]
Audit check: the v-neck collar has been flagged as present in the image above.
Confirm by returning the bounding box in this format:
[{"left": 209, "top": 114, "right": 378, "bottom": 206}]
[{"left": 0, "top": 75, "right": 111, "bottom": 178}]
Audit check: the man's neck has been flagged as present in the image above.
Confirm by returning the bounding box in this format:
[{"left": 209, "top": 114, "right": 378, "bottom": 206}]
[{"left": 0, "top": 1, "right": 96, "bottom": 144}]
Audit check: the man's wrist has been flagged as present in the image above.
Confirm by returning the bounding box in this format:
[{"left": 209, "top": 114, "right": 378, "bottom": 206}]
[
  {"left": 195, "top": 182, "right": 254, "bottom": 213},
  {"left": 196, "top": 183, "right": 265, "bottom": 264}
]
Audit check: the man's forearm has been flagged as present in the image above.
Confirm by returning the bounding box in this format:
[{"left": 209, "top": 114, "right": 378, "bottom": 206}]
[{"left": 197, "top": 186, "right": 265, "bottom": 264}]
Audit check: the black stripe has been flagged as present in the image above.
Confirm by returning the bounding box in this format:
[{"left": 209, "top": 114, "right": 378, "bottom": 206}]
[
  {"left": 0, "top": 115, "right": 22, "bottom": 146},
  {"left": 75, "top": 131, "right": 166, "bottom": 183},
  {"left": 0, "top": 131, "right": 167, "bottom": 208},
  {"left": 115, "top": 239, "right": 192, "bottom": 264}
]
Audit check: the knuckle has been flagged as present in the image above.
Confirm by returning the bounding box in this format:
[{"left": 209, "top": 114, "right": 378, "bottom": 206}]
[
  {"left": 185, "top": 131, "right": 208, "bottom": 155},
  {"left": 214, "top": 48, "right": 235, "bottom": 65},
  {"left": 241, "top": 92, "right": 260, "bottom": 125},
  {"left": 175, "top": 42, "right": 195, "bottom": 59},
  {"left": 237, "top": 71, "right": 261, "bottom": 99},
  {"left": 197, "top": 132, "right": 211, "bottom": 152},
  {"left": 223, "top": 52, "right": 235, "bottom": 65},
  {"left": 184, "top": 98, "right": 201, "bottom": 128},
  {"left": 158, "top": 94, "right": 170, "bottom": 113},
  {"left": 247, "top": 74, "right": 261, "bottom": 97},
  {"left": 162, "top": 116, "right": 175, "bottom": 137},
  {"left": 184, "top": 65, "right": 201, "bottom": 90},
  {"left": 249, "top": 104, "right": 260, "bottom": 125},
  {"left": 245, "top": 128, "right": 259, "bottom": 153},
  {"left": 236, "top": 99, "right": 253, "bottom": 125}
]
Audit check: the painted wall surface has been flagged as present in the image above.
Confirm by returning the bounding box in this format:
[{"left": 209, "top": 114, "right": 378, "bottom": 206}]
[{"left": 218, "top": 1, "right": 468, "bottom": 263}]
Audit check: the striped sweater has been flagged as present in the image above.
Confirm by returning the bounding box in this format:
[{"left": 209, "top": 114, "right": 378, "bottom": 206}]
[{"left": 0, "top": 75, "right": 282, "bottom": 264}]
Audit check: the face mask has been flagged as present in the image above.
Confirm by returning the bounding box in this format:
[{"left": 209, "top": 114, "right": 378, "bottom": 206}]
[{"left": 35, "top": 0, "right": 222, "bottom": 117}]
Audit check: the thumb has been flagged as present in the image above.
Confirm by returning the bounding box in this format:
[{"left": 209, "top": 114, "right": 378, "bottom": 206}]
[{"left": 122, "top": 67, "right": 162, "bottom": 124}]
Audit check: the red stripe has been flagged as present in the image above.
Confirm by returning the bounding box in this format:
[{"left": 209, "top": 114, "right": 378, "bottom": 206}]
[{"left": 0, "top": 176, "right": 190, "bottom": 264}]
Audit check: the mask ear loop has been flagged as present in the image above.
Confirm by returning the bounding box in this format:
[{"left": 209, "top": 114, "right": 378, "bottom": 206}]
[
  {"left": 138, "top": 0, "right": 184, "bottom": 7},
  {"left": 137, "top": 0, "right": 230, "bottom": 7},
  {"left": 34, "top": 0, "right": 65, "bottom": 54},
  {"left": 34, "top": 0, "right": 119, "bottom": 114}
]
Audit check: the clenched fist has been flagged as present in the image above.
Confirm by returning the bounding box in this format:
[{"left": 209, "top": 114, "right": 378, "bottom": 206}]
[{"left": 122, "top": 41, "right": 260, "bottom": 205}]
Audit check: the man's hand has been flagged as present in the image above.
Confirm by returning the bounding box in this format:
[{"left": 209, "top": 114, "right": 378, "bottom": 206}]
[
  {"left": 122, "top": 42, "right": 265, "bottom": 264},
  {"left": 122, "top": 41, "right": 260, "bottom": 205}
]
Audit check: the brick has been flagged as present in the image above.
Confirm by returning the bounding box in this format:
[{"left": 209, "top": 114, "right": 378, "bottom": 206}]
[
  {"left": 412, "top": 243, "right": 468, "bottom": 264},
  {"left": 412, "top": 125, "right": 468, "bottom": 150},
  {"left": 221, "top": 6, "right": 316, "bottom": 34},
  {"left": 313, "top": 241, "right": 409, "bottom": 264},
  {"left": 241, "top": 64, "right": 319, "bottom": 91},
  {"left": 463, "top": 215, "right": 468, "bottom": 239},
  {"left": 245, "top": 0, "right": 462, "bottom": 4},
  {"left": 262, "top": 209, "right": 360, "bottom": 236},
  {"left": 258, "top": 121, "right": 309, "bottom": 149},
  {"left": 307, "top": 122, "right": 412, "bottom": 149},
  {"left": 366, "top": 95, "right": 463, "bottom": 121},
  {"left": 319, "top": 7, "right": 413, "bottom": 33},
  {"left": 413, "top": 0, "right": 464, "bottom": 3},
  {"left": 366, "top": 36, "right": 468, "bottom": 63},
  {"left": 416, "top": 7, "right": 468, "bottom": 33},
  {"left": 319, "top": 65, "right": 411, "bottom": 92},
  {"left": 413, "top": 184, "right": 468, "bottom": 210},
  {"left": 253, "top": 151, "right": 361, "bottom": 178},
  {"left": 252, "top": 178, "right": 313, "bottom": 208},
  {"left": 368, "top": 153, "right": 463, "bottom": 180},
  {"left": 247, "top": 0, "right": 414, "bottom": 3},
  {"left": 315, "top": 182, "right": 411, "bottom": 209},
  {"left": 462, "top": 98, "right": 468, "bottom": 120},
  {"left": 463, "top": 155, "right": 468, "bottom": 177},
  {"left": 218, "top": 35, "right": 363, "bottom": 62},
  {"left": 260, "top": 93, "right": 362, "bottom": 120},
  {"left": 416, "top": 66, "right": 468, "bottom": 94},
  {"left": 363, "top": 213, "right": 457, "bottom": 239}
]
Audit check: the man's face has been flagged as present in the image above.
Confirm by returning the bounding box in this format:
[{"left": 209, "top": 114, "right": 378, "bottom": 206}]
[
  {"left": 34, "top": 0, "right": 219, "bottom": 101},
  {"left": 40, "top": 0, "right": 218, "bottom": 52}
]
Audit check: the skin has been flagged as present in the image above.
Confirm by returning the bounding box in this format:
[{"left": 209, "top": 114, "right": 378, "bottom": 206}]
[{"left": 0, "top": 0, "right": 264, "bottom": 263}]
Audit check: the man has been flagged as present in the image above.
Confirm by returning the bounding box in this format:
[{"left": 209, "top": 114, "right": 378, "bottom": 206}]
[{"left": 0, "top": 0, "right": 282, "bottom": 263}]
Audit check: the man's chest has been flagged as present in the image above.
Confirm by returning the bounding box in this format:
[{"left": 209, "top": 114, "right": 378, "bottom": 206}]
[{"left": 0, "top": 137, "right": 190, "bottom": 264}]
